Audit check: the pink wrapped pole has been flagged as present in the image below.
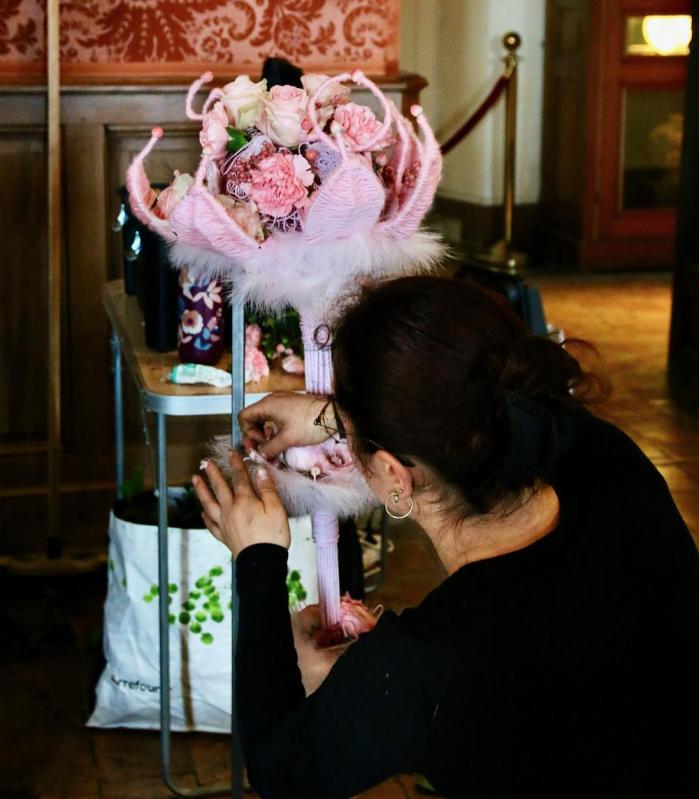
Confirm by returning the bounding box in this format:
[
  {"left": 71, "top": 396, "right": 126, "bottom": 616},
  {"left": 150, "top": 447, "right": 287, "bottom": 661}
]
[
  {"left": 300, "top": 315, "right": 343, "bottom": 630},
  {"left": 311, "top": 507, "right": 342, "bottom": 628}
]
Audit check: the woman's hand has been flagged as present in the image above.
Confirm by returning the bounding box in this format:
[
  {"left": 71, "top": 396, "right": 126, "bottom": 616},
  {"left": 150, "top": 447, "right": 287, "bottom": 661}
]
[
  {"left": 192, "top": 450, "right": 290, "bottom": 558},
  {"left": 238, "top": 391, "right": 334, "bottom": 460}
]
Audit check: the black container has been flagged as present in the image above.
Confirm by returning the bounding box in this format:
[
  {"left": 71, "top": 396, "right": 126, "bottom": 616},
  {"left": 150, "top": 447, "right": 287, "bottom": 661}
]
[
  {"left": 115, "top": 184, "right": 178, "bottom": 352},
  {"left": 115, "top": 185, "right": 143, "bottom": 299},
  {"left": 140, "top": 225, "right": 179, "bottom": 352}
]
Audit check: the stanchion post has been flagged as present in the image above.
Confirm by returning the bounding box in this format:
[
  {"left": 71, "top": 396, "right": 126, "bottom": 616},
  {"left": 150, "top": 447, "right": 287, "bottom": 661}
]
[{"left": 502, "top": 32, "right": 521, "bottom": 270}]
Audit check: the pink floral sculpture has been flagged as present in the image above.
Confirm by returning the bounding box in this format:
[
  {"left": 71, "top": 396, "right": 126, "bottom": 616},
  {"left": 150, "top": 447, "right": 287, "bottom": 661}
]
[{"left": 127, "top": 70, "right": 443, "bottom": 641}]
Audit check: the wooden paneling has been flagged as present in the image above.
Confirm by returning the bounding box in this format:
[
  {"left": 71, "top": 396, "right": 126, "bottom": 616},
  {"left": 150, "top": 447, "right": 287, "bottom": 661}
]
[{"left": 0, "top": 128, "right": 48, "bottom": 448}]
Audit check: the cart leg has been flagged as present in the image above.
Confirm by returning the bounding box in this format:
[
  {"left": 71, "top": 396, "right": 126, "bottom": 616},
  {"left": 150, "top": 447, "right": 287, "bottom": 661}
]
[
  {"left": 156, "top": 412, "right": 176, "bottom": 792},
  {"left": 155, "top": 413, "right": 235, "bottom": 798},
  {"left": 111, "top": 328, "right": 125, "bottom": 498}
]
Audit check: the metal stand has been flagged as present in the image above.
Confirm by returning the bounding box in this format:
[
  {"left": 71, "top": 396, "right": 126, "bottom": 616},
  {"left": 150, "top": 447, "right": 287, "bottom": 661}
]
[{"left": 229, "top": 299, "right": 246, "bottom": 798}]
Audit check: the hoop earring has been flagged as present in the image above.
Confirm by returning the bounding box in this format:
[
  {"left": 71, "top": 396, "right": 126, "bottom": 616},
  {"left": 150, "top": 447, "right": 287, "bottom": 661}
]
[{"left": 384, "top": 489, "right": 414, "bottom": 520}]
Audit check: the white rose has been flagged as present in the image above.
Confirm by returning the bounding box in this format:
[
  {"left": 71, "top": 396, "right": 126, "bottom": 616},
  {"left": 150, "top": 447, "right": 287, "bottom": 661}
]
[
  {"left": 221, "top": 75, "right": 267, "bottom": 129},
  {"left": 260, "top": 85, "right": 308, "bottom": 148}
]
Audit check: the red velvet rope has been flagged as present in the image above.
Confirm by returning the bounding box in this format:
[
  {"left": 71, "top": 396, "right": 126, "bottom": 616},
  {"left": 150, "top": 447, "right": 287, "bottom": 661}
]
[{"left": 440, "top": 74, "right": 510, "bottom": 156}]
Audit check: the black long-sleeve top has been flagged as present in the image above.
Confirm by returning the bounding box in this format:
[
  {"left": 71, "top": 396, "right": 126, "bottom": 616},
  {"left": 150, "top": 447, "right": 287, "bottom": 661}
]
[{"left": 235, "top": 412, "right": 699, "bottom": 798}]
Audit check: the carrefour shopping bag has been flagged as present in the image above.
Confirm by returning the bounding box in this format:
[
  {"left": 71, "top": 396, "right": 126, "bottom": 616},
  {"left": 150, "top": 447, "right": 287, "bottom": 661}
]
[{"left": 88, "top": 489, "right": 316, "bottom": 732}]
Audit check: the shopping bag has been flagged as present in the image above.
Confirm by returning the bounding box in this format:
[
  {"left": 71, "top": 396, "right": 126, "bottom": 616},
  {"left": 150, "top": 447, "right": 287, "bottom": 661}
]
[{"left": 87, "top": 490, "right": 316, "bottom": 732}]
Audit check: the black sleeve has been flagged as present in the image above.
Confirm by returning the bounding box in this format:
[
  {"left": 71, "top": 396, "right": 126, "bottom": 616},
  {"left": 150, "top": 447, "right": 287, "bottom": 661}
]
[{"left": 235, "top": 543, "right": 428, "bottom": 799}]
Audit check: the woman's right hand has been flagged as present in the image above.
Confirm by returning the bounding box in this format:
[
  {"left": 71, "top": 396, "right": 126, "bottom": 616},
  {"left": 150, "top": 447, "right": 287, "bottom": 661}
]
[{"left": 238, "top": 391, "right": 333, "bottom": 460}]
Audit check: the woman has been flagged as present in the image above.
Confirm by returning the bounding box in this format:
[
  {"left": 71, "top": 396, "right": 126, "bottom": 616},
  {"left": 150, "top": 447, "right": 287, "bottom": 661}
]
[{"left": 193, "top": 277, "right": 699, "bottom": 798}]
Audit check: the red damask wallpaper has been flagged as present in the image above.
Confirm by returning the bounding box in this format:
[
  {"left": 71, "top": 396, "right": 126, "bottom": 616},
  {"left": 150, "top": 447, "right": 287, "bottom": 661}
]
[{"left": 0, "top": 0, "right": 400, "bottom": 82}]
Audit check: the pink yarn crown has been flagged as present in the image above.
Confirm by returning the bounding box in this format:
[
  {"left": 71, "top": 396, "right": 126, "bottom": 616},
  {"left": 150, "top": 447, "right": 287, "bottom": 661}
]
[{"left": 126, "top": 69, "right": 444, "bottom": 317}]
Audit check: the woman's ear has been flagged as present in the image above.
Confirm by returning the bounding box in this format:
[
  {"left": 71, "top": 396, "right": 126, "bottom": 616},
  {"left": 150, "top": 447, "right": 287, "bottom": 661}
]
[{"left": 369, "top": 450, "right": 414, "bottom": 497}]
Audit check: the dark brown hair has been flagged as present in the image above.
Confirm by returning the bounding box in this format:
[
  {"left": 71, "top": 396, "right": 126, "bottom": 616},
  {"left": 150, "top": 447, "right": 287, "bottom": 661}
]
[{"left": 331, "top": 276, "right": 608, "bottom": 515}]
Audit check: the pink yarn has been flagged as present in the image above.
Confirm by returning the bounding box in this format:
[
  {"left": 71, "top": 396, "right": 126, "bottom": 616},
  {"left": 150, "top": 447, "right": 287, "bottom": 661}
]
[{"left": 125, "top": 70, "right": 443, "bottom": 292}]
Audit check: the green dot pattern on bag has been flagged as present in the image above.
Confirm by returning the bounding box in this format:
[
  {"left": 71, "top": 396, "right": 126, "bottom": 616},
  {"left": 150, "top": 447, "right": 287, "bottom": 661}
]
[
  {"left": 121, "top": 577, "right": 127, "bottom": 588},
  {"left": 109, "top": 559, "right": 115, "bottom": 572},
  {"left": 141, "top": 565, "right": 235, "bottom": 641}
]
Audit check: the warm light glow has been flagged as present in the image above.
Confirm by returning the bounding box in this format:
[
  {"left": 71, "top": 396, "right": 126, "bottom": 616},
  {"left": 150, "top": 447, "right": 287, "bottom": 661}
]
[{"left": 642, "top": 15, "right": 692, "bottom": 55}]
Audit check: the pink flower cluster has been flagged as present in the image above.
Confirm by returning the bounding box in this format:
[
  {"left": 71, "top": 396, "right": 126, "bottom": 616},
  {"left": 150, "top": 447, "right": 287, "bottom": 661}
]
[{"left": 153, "top": 73, "right": 402, "bottom": 240}]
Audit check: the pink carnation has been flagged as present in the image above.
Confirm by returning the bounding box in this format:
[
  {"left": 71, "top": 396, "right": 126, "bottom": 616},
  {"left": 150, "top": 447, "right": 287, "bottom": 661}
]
[
  {"left": 249, "top": 152, "right": 313, "bottom": 219},
  {"left": 333, "top": 102, "right": 388, "bottom": 150},
  {"left": 200, "top": 101, "right": 230, "bottom": 160}
]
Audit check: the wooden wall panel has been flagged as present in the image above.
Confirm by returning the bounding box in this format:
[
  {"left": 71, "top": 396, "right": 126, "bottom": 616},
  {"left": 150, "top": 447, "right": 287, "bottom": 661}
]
[{"left": 0, "top": 129, "right": 48, "bottom": 449}]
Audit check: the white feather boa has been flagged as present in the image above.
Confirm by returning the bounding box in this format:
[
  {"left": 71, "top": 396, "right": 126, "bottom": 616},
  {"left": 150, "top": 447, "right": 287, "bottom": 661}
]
[
  {"left": 170, "top": 228, "right": 445, "bottom": 317},
  {"left": 209, "top": 436, "right": 379, "bottom": 519}
]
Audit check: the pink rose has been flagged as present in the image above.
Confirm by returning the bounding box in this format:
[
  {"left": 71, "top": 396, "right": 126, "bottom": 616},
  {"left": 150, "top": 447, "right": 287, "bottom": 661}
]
[
  {"left": 200, "top": 101, "right": 230, "bottom": 159},
  {"left": 215, "top": 195, "right": 264, "bottom": 241},
  {"left": 155, "top": 171, "right": 194, "bottom": 218},
  {"left": 249, "top": 152, "right": 313, "bottom": 218},
  {"left": 260, "top": 85, "right": 308, "bottom": 148},
  {"left": 301, "top": 74, "right": 351, "bottom": 126},
  {"left": 333, "top": 102, "right": 388, "bottom": 151},
  {"left": 245, "top": 347, "right": 269, "bottom": 384}
]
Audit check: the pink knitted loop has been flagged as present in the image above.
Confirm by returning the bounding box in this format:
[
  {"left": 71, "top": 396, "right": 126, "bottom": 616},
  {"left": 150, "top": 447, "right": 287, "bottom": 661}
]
[
  {"left": 305, "top": 71, "right": 352, "bottom": 149},
  {"left": 186, "top": 71, "right": 215, "bottom": 121},
  {"left": 124, "top": 131, "right": 176, "bottom": 240}
]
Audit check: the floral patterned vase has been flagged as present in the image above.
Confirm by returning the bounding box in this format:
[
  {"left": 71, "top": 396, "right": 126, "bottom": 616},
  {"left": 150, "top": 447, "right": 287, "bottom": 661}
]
[{"left": 177, "top": 270, "right": 224, "bottom": 365}]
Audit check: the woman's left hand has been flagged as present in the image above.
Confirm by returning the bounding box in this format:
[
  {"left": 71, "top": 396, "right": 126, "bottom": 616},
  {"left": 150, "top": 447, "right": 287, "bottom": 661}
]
[{"left": 192, "top": 450, "right": 290, "bottom": 558}]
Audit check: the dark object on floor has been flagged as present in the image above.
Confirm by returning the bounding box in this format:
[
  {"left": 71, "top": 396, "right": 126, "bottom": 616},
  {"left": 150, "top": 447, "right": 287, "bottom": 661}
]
[
  {"left": 455, "top": 261, "right": 548, "bottom": 336},
  {"left": 262, "top": 57, "right": 303, "bottom": 88},
  {"left": 338, "top": 518, "right": 365, "bottom": 600}
]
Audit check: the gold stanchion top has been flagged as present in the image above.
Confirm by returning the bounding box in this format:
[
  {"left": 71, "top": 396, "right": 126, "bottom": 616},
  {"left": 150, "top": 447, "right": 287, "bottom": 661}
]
[{"left": 503, "top": 32, "right": 521, "bottom": 51}]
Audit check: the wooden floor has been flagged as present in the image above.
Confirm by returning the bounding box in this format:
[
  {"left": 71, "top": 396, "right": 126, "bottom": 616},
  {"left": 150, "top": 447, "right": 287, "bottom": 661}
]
[{"left": 1, "top": 272, "right": 697, "bottom": 799}]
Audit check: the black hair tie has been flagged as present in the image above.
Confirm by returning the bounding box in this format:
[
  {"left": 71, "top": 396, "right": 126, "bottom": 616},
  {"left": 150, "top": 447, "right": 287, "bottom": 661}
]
[{"left": 498, "top": 390, "right": 573, "bottom": 488}]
